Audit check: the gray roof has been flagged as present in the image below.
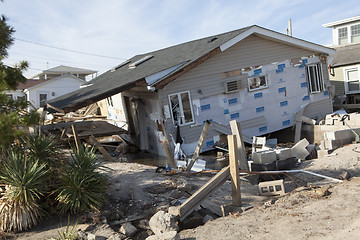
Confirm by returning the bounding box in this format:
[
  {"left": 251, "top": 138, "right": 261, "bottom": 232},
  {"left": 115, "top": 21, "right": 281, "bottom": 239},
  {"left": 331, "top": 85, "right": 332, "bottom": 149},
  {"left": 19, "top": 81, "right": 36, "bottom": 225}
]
[
  {"left": 32, "top": 65, "right": 97, "bottom": 78},
  {"left": 48, "top": 26, "right": 251, "bottom": 112},
  {"left": 48, "top": 25, "right": 334, "bottom": 112},
  {"left": 330, "top": 43, "right": 360, "bottom": 67}
]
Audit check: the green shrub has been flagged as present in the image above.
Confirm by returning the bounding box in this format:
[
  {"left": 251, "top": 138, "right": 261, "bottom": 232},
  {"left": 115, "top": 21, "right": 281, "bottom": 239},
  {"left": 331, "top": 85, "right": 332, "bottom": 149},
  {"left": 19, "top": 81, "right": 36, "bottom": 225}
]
[
  {"left": 0, "top": 150, "right": 48, "bottom": 231},
  {"left": 55, "top": 146, "right": 108, "bottom": 213}
]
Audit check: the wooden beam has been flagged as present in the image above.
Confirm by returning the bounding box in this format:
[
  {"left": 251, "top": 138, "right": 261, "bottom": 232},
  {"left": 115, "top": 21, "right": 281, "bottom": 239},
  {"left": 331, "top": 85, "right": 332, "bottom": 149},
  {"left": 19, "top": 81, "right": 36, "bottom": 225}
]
[
  {"left": 229, "top": 120, "right": 249, "bottom": 171},
  {"left": 47, "top": 103, "right": 65, "bottom": 114},
  {"left": 186, "top": 120, "right": 211, "bottom": 171},
  {"left": 157, "top": 120, "right": 177, "bottom": 168},
  {"left": 88, "top": 135, "right": 114, "bottom": 162},
  {"left": 178, "top": 165, "right": 230, "bottom": 221},
  {"left": 228, "top": 135, "right": 241, "bottom": 207},
  {"left": 71, "top": 124, "right": 81, "bottom": 153}
]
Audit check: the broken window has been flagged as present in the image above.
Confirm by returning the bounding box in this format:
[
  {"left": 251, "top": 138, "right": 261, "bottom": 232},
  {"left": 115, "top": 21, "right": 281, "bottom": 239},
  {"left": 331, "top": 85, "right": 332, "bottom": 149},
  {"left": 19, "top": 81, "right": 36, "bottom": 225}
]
[
  {"left": 345, "top": 67, "right": 360, "bottom": 93},
  {"left": 306, "top": 63, "right": 324, "bottom": 94},
  {"left": 248, "top": 76, "right": 268, "bottom": 92},
  {"left": 168, "top": 91, "right": 194, "bottom": 126}
]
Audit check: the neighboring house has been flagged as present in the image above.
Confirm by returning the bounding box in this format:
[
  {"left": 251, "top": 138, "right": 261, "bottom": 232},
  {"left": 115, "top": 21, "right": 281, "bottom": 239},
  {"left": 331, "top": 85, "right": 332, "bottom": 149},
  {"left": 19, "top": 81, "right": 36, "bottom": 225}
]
[
  {"left": 5, "top": 65, "right": 97, "bottom": 109},
  {"left": 49, "top": 25, "right": 335, "bottom": 156},
  {"left": 323, "top": 16, "right": 360, "bottom": 108}
]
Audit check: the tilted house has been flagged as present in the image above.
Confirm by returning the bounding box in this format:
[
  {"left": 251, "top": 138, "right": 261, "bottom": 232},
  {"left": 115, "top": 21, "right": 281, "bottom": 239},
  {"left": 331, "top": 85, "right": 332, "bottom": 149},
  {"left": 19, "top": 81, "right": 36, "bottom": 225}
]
[
  {"left": 323, "top": 16, "right": 360, "bottom": 108},
  {"left": 48, "top": 25, "right": 335, "bottom": 156}
]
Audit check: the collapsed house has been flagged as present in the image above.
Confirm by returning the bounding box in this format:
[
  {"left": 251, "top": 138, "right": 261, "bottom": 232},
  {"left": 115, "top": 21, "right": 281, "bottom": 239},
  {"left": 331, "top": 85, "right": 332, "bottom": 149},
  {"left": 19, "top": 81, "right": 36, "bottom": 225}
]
[{"left": 48, "top": 25, "right": 335, "bottom": 156}]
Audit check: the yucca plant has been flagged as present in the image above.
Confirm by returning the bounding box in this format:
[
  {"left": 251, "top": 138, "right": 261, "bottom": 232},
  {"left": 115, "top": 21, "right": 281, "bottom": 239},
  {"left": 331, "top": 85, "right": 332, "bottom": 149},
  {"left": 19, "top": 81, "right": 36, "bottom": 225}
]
[
  {"left": 0, "top": 150, "right": 48, "bottom": 231},
  {"left": 55, "top": 145, "right": 108, "bottom": 213},
  {"left": 20, "top": 134, "right": 58, "bottom": 164}
]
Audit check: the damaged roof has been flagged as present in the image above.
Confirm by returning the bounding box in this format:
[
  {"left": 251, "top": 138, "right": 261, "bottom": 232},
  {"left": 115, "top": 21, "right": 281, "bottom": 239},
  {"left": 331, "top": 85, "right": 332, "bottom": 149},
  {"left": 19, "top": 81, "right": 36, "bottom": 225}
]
[
  {"left": 330, "top": 43, "right": 360, "bottom": 67},
  {"left": 48, "top": 25, "right": 335, "bottom": 113}
]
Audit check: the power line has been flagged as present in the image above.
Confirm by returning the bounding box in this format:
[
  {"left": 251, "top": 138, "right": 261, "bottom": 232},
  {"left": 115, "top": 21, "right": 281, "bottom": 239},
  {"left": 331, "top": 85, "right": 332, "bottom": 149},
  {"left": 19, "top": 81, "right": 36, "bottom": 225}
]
[{"left": 15, "top": 38, "right": 127, "bottom": 60}]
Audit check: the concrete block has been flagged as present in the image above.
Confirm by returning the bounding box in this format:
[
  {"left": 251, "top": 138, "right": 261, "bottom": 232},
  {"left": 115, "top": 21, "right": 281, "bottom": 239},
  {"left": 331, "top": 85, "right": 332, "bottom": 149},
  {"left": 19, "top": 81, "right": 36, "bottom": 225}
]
[
  {"left": 317, "top": 149, "right": 328, "bottom": 158},
  {"left": 291, "top": 138, "right": 309, "bottom": 160},
  {"left": 119, "top": 222, "right": 137, "bottom": 238},
  {"left": 324, "top": 129, "right": 355, "bottom": 141},
  {"left": 324, "top": 139, "right": 341, "bottom": 150},
  {"left": 258, "top": 180, "right": 285, "bottom": 196},
  {"left": 252, "top": 150, "right": 277, "bottom": 164},
  {"left": 274, "top": 148, "right": 292, "bottom": 160}
]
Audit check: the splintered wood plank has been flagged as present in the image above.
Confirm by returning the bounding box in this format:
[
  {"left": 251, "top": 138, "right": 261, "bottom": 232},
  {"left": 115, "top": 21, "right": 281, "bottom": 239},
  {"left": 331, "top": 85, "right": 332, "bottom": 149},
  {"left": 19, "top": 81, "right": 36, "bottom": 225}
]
[
  {"left": 179, "top": 165, "right": 230, "bottom": 221},
  {"left": 186, "top": 120, "right": 211, "bottom": 171},
  {"left": 88, "top": 135, "right": 113, "bottom": 161},
  {"left": 71, "top": 124, "right": 81, "bottom": 153},
  {"left": 157, "top": 120, "right": 177, "bottom": 168},
  {"left": 228, "top": 135, "right": 241, "bottom": 207},
  {"left": 230, "top": 120, "right": 249, "bottom": 171}
]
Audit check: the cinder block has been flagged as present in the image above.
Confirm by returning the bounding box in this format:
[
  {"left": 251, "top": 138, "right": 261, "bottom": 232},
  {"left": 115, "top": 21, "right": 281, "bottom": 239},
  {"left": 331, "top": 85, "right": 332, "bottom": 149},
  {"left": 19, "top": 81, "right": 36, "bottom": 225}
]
[
  {"left": 324, "top": 139, "right": 342, "bottom": 150},
  {"left": 317, "top": 149, "right": 329, "bottom": 158},
  {"left": 274, "top": 148, "right": 292, "bottom": 160},
  {"left": 252, "top": 150, "right": 277, "bottom": 164},
  {"left": 291, "top": 138, "right": 309, "bottom": 160},
  {"left": 258, "top": 180, "right": 285, "bottom": 196}
]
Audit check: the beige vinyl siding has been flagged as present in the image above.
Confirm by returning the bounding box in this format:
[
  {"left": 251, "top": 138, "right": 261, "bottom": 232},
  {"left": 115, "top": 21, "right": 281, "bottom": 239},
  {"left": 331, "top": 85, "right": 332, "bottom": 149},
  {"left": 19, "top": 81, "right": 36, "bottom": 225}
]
[
  {"left": 159, "top": 35, "right": 320, "bottom": 144},
  {"left": 303, "top": 99, "right": 333, "bottom": 120},
  {"left": 329, "top": 66, "right": 346, "bottom": 96}
]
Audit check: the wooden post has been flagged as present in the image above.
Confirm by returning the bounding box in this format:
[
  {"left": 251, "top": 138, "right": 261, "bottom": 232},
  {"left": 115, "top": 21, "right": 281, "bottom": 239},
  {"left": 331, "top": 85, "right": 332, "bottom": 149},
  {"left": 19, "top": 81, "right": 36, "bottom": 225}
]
[
  {"left": 71, "top": 124, "right": 81, "bottom": 153},
  {"left": 228, "top": 135, "right": 241, "bottom": 207},
  {"left": 157, "top": 120, "right": 177, "bottom": 168},
  {"left": 88, "top": 135, "right": 114, "bottom": 161},
  {"left": 229, "top": 120, "right": 249, "bottom": 171},
  {"left": 186, "top": 120, "right": 211, "bottom": 171},
  {"left": 178, "top": 165, "right": 230, "bottom": 221}
]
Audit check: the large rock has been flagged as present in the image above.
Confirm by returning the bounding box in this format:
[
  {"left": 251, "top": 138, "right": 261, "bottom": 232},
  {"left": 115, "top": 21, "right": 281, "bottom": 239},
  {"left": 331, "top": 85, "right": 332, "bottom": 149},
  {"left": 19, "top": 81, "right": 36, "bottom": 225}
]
[
  {"left": 146, "top": 231, "right": 180, "bottom": 240},
  {"left": 149, "top": 211, "right": 178, "bottom": 235}
]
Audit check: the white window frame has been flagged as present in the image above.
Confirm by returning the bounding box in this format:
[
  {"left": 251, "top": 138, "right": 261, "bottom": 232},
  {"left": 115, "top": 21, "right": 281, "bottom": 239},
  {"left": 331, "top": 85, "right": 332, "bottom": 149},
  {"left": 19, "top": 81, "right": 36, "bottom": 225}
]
[
  {"left": 344, "top": 66, "right": 360, "bottom": 94},
  {"left": 106, "top": 97, "right": 114, "bottom": 107},
  {"left": 306, "top": 63, "right": 324, "bottom": 94},
  {"left": 247, "top": 75, "right": 268, "bottom": 92},
  {"left": 336, "top": 23, "right": 360, "bottom": 45},
  {"left": 338, "top": 27, "right": 348, "bottom": 45},
  {"left": 168, "top": 91, "right": 195, "bottom": 126}
]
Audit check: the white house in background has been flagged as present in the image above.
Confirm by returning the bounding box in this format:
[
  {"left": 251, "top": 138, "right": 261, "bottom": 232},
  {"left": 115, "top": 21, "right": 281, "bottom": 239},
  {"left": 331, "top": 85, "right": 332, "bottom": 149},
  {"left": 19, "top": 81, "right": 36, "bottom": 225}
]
[
  {"left": 5, "top": 65, "right": 97, "bottom": 109},
  {"left": 323, "top": 16, "right": 360, "bottom": 108}
]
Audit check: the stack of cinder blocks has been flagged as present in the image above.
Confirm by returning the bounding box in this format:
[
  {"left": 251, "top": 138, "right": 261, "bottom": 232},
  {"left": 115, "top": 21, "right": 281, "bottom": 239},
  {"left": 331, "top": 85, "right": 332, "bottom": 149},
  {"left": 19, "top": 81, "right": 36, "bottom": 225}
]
[
  {"left": 251, "top": 137, "right": 309, "bottom": 171},
  {"left": 321, "top": 113, "right": 360, "bottom": 152}
]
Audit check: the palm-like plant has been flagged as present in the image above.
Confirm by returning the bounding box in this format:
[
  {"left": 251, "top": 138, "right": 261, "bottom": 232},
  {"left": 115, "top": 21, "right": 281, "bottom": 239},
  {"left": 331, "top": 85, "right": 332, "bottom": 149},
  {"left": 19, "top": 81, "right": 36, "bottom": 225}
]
[
  {"left": 55, "top": 146, "right": 108, "bottom": 213},
  {"left": 21, "top": 134, "right": 58, "bottom": 163},
  {"left": 0, "top": 150, "right": 48, "bottom": 231}
]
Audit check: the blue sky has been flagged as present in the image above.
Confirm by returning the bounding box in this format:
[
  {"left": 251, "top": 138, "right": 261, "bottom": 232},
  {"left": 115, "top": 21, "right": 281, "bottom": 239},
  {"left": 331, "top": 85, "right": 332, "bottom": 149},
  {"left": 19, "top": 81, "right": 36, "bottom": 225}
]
[{"left": 1, "top": 0, "right": 360, "bottom": 78}]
